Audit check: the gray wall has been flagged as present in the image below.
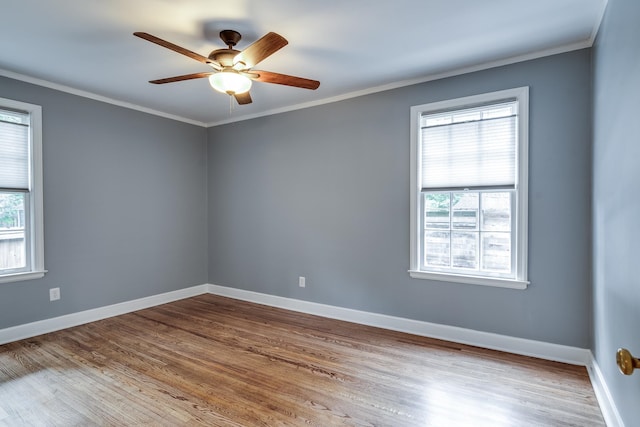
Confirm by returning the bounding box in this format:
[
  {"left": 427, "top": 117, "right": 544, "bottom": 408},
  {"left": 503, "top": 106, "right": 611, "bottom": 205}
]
[
  {"left": 0, "top": 47, "right": 595, "bottom": 352},
  {"left": 207, "top": 49, "right": 593, "bottom": 347},
  {"left": 0, "top": 76, "right": 208, "bottom": 329},
  {"left": 592, "top": 0, "right": 640, "bottom": 424}
]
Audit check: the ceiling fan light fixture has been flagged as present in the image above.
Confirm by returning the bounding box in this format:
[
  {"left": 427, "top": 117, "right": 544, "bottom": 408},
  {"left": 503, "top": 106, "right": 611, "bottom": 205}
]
[{"left": 209, "top": 71, "right": 252, "bottom": 95}]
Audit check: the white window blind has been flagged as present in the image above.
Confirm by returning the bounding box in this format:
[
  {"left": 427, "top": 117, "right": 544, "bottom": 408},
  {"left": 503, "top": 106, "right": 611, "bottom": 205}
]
[
  {"left": 0, "top": 108, "right": 30, "bottom": 191},
  {"left": 421, "top": 101, "right": 517, "bottom": 191}
]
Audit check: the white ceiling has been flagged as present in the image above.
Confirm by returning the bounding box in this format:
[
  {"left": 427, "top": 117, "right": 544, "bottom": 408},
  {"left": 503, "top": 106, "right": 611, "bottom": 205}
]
[{"left": 0, "top": 0, "right": 606, "bottom": 127}]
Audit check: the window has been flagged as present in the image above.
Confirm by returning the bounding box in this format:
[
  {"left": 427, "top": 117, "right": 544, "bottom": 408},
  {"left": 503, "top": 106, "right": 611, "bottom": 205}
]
[
  {"left": 0, "top": 97, "right": 45, "bottom": 283},
  {"left": 409, "top": 88, "right": 528, "bottom": 289}
]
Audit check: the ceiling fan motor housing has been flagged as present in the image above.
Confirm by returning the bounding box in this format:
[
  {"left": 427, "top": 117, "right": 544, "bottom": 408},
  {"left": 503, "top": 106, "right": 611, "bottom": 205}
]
[{"left": 208, "top": 49, "right": 240, "bottom": 67}]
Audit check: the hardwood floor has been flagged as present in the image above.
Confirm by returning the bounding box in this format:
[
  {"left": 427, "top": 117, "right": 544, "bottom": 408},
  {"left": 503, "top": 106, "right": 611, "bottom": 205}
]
[{"left": 0, "top": 294, "right": 604, "bottom": 426}]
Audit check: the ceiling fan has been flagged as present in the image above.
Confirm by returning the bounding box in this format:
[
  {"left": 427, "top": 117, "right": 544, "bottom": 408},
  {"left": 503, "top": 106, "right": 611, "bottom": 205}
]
[{"left": 134, "top": 30, "right": 320, "bottom": 105}]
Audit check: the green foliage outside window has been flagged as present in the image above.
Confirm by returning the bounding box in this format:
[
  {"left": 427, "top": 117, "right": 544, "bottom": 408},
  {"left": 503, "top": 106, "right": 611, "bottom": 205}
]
[{"left": 0, "top": 193, "right": 24, "bottom": 229}]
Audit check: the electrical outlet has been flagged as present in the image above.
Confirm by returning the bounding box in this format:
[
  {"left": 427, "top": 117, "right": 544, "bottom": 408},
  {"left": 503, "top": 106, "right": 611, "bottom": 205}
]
[
  {"left": 298, "top": 276, "right": 306, "bottom": 288},
  {"left": 49, "top": 287, "right": 60, "bottom": 301}
]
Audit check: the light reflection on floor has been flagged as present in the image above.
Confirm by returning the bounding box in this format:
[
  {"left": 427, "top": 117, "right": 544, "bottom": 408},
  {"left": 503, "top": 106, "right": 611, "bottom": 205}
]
[
  {"left": 422, "top": 384, "right": 514, "bottom": 426},
  {"left": 0, "top": 368, "right": 85, "bottom": 426}
]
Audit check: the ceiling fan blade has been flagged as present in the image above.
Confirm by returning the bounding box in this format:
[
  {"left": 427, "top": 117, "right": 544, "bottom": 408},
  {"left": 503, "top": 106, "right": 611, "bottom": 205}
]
[
  {"left": 233, "top": 32, "right": 288, "bottom": 68},
  {"left": 134, "top": 32, "right": 211, "bottom": 64},
  {"left": 149, "top": 72, "right": 213, "bottom": 84},
  {"left": 234, "top": 91, "right": 252, "bottom": 105},
  {"left": 251, "top": 70, "right": 320, "bottom": 90}
]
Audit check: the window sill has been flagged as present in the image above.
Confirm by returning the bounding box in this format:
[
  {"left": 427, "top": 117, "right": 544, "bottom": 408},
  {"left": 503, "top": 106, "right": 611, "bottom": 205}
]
[
  {"left": 0, "top": 270, "right": 47, "bottom": 284},
  {"left": 408, "top": 270, "right": 528, "bottom": 289}
]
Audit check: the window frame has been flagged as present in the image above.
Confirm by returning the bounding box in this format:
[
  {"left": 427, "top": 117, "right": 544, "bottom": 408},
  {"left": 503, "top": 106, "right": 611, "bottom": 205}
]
[
  {"left": 409, "top": 87, "right": 529, "bottom": 289},
  {"left": 0, "top": 97, "right": 46, "bottom": 284}
]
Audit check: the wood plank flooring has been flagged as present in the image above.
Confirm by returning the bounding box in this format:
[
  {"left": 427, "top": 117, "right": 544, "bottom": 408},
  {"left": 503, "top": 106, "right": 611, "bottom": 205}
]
[{"left": 0, "top": 294, "right": 604, "bottom": 426}]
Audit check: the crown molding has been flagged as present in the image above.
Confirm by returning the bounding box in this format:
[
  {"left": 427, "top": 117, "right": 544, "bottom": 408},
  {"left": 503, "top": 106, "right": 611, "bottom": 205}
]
[{"left": 0, "top": 69, "right": 207, "bottom": 127}]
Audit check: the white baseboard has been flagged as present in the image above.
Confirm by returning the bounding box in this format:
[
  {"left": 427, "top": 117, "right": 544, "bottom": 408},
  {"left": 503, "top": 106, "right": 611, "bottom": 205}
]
[
  {"left": 206, "top": 284, "right": 591, "bottom": 366},
  {"left": 0, "top": 284, "right": 209, "bottom": 345},
  {"left": 587, "top": 356, "right": 625, "bottom": 427}
]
